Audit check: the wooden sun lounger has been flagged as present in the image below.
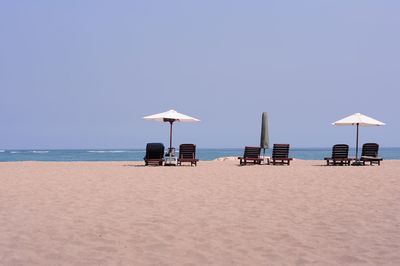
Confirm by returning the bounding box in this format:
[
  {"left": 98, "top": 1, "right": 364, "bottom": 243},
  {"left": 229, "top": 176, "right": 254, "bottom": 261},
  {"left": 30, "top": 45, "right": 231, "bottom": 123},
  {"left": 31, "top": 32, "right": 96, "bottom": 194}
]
[
  {"left": 238, "top": 146, "right": 263, "bottom": 165},
  {"left": 324, "top": 144, "right": 352, "bottom": 166},
  {"left": 144, "top": 143, "right": 164, "bottom": 166},
  {"left": 177, "top": 144, "right": 198, "bottom": 166},
  {"left": 360, "top": 143, "right": 383, "bottom": 166},
  {"left": 271, "top": 144, "right": 292, "bottom": 165}
]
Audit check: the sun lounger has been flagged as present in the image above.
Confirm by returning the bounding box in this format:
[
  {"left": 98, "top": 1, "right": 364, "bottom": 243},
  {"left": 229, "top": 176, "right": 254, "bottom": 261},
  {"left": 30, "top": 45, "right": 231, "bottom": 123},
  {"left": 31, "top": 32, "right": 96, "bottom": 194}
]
[
  {"left": 360, "top": 143, "right": 382, "bottom": 166},
  {"left": 271, "top": 144, "right": 292, "bottom": 165},
  {"left": 238, "top": 146, "right": 263, "bottom": 165},
  {"left": 144, "top": 143, "right": 164, "bottom": 166},
  {"left": 324, "top": 144, "right": 352, "bottom": 166},
  {"left": 177, "top": 144, "right": 198, "bottom": 166}
]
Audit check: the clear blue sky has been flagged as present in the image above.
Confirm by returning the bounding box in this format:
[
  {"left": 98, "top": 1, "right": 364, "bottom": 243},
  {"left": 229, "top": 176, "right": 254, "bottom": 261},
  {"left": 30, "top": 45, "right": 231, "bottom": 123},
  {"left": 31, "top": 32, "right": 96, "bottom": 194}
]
[{"left": 1, "top": 1, "right": 399, "bottom": 149}]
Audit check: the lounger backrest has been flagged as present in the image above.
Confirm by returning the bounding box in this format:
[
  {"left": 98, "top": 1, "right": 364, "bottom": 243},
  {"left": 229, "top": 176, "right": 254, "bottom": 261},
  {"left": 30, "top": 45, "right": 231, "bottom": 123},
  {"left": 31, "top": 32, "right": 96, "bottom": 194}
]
[
  {"left": 272, "top": 144, "right": 290, "bottom": 159},
  {"left": 362, "top": 143, "right": 379, "bottom": 157},
  {"left": 332, "top": 144, "right": 349, "bottom": 158},
  {"left": 179, "top": 144, "right": 196, "bottom": 159},
  {"left": 243, "top": 146, "right": 261, "bottom": 158},
  {"left": 145, "top": 143, "right": 164, "bottom": 159}
]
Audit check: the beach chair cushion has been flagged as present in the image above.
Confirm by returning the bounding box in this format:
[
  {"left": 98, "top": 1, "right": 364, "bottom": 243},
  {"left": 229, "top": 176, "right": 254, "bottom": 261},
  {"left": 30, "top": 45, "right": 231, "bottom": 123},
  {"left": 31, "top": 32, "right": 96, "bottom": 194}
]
[
  {"left": 144, "top": 143, "right": 165, "bottom": 166},
  {"left": 360, "top": 143, "right": 382, "bottom": 165}
]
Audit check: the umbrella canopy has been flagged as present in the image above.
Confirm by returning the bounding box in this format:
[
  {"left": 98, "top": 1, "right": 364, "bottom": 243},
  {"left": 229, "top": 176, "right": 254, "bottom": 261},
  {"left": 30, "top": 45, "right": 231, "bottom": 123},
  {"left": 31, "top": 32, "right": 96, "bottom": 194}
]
[
  {"left": 143, "top": 109, "right": 200, "bottom": 123},
  {"left": 260, "top": 112, "right": 269, "bottom": 150},
  {"left": 332, "top": 113, "right": 385, "bottom": 163},
  {"left": 143, "top": 109, "right": 200, "bottom": 152},
  {"left": 332, "top": 113, "right": 385, "bottom": 127}
]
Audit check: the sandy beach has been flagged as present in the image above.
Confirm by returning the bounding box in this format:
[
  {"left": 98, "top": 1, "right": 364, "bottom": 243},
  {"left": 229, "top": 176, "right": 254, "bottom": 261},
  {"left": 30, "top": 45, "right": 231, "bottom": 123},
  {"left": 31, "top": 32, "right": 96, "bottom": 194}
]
[{"left": 1, "top": 160, "right": 399, "bottom": 265}]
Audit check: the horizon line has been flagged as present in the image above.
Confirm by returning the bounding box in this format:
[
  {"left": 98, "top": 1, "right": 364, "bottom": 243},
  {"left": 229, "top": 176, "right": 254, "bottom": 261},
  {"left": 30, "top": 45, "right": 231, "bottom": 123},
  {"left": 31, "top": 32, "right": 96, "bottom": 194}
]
[{"left": 2, "top": 146, "right": 400, "bottom": 150}]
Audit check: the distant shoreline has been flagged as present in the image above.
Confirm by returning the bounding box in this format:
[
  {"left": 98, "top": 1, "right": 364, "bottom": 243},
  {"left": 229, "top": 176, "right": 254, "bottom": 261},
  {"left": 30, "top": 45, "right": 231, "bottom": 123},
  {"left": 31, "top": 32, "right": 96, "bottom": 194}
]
[{"left": 1, "top": 148, "right": 400, "bottom": 161}]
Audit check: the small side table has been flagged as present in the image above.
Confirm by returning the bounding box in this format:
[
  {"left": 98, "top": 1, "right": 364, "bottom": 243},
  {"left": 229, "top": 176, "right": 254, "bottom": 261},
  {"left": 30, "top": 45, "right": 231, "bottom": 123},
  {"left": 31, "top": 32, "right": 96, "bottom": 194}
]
[
  {"left": 261, "top": 156, "right": 271, "bottom": 165},
  {"left": 165, "top": 156, "right": 178, "bottom": 166}
]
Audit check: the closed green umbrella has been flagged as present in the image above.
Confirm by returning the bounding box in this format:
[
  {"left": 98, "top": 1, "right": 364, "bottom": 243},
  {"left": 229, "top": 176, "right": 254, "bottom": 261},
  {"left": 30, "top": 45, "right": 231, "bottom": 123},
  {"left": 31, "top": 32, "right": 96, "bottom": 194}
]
[{"left": 260, "top": 112, "right": 269, "bottom": 159}]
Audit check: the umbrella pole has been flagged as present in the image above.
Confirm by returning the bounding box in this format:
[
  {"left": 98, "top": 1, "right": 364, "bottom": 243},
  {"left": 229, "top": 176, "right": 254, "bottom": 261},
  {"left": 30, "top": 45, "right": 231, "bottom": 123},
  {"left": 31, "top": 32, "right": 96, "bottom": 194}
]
[
  {"left": 355, "top": 123, "right": 359, "bottom": 161},
  {"left": 263, "top": 148, "right": 266, "bottom": 165},
  {"left": 169, "top": 121, "right": 173, "bottom": 151}
]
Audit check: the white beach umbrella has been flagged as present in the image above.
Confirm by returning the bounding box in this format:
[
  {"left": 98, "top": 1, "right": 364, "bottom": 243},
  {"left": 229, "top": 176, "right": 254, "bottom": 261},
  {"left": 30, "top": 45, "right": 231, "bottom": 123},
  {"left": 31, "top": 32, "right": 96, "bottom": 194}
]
[
  {"left": 143, "top": 109, "right": 200, "bottom": 152},
  {"left": 332, "top": 113, "right": 385, "bottom": 163}
]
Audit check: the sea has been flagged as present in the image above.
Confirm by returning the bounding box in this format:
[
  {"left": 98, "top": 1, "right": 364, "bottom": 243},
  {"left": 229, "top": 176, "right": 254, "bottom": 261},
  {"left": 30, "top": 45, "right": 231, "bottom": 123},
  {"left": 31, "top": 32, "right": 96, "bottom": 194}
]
[{"left": 0, "top": 148, "right": 399, "bottom": 162}]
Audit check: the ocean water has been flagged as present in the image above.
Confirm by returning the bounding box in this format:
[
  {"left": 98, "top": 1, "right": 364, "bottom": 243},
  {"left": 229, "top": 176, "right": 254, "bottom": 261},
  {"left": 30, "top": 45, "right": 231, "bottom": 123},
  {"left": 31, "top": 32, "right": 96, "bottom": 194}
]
[{"left": 0, "top": 148, "right": 399, "bottom": 162}]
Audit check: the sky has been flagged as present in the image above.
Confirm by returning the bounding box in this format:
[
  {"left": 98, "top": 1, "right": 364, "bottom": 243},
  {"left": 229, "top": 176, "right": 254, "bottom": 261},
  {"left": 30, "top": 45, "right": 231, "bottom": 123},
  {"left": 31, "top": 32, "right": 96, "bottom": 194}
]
[{"left": 0, "top": 1, "right": 399, "bottom": 149}]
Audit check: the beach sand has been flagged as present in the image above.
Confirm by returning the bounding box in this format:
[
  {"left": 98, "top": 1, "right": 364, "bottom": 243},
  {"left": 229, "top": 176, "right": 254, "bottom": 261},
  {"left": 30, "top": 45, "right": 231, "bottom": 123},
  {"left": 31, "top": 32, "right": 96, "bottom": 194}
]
[{"left": 1, "top": 160, "right": 399, "bottom": 265}]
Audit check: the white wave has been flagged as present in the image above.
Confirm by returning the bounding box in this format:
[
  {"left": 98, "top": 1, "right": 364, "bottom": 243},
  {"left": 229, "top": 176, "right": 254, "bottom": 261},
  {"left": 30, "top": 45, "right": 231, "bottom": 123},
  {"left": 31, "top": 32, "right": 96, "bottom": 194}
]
[
  {"left": 87, "top": 150, "right": 145, "bottom": 153},
  {"left": 0, "top": 150, "right": 5, "bottom": 153},
  {"left": 88, "top": 150, "right": 127, "bottom": 153},
  {"left": 10, "top": 150, "right": 49, "bottom": 154}
]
